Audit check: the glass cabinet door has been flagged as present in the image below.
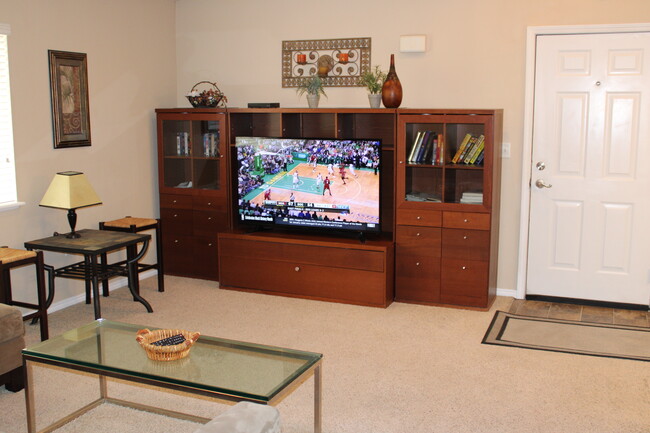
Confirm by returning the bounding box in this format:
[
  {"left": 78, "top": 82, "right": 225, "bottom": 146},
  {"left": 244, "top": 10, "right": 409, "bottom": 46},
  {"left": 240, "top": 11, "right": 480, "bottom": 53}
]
[
  {"left": 398, "top": 114, "right": 492, "bottom": 208},
  {"left": 159, "top": 113, "right": 226, "bottom": 194}
]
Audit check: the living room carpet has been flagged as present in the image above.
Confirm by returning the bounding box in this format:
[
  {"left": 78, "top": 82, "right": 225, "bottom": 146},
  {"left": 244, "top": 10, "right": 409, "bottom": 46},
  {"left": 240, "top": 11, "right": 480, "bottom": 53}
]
[
  {"left": 483, "top": 310, "right": 650, "bottom": 362},
  {"left": 2, "top": 277, "right": 650, "bottom": 433}
]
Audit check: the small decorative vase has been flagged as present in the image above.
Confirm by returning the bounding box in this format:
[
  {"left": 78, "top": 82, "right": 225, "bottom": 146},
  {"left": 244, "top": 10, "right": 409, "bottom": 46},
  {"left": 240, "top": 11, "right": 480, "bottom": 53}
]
[
  {"left": 368, "top": 94, "right": 382, "bottom": 109},
  {"left": 381, "top": 54, "right": 403, "bottom": 108},
  {"left": 307, "top": 94, "right": 320, "bottom": 108}
]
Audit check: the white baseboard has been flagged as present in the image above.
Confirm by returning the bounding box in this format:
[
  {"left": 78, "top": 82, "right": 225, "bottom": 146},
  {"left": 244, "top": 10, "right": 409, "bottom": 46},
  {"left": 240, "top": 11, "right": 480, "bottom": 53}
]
[
  {"left": 496, "top": 288, "right": 518, "bottom": 298},
  {"left": 46, "top": 270, "right": 158, "bottom": 315}
]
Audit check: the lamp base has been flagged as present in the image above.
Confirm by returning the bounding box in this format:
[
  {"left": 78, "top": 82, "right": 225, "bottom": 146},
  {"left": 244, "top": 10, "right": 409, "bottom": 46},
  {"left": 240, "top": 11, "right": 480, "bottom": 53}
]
[
  {"left": 65, "top": 231, "right": 81, "bottom": 239},
  {"left": 66, "top": 209, "right": 80, "bottom": 239}
]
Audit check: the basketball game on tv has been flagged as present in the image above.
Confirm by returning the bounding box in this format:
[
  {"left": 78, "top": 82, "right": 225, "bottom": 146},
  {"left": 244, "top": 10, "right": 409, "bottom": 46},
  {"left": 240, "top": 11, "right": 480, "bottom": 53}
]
[{"left": 236, "top": 136, "right": 381, "bottom": 234}]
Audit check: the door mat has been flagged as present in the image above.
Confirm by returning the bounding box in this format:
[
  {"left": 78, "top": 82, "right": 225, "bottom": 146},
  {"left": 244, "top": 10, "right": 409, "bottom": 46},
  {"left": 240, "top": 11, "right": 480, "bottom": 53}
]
[{"left": 482, "top": 310, "right": 650, "bottom": 362}]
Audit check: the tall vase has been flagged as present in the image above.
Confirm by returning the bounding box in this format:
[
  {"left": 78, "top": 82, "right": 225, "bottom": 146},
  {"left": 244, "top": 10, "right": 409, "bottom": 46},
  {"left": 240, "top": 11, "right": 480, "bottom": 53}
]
[{"left": 381, "top": 54, "right": 403, "bottom": 108}]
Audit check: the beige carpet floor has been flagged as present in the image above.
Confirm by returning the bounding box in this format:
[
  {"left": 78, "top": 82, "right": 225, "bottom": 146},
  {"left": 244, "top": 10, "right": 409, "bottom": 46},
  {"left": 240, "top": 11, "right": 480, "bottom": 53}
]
[{"left": 1, "top": 276, "right": 650, "bottom": 433}]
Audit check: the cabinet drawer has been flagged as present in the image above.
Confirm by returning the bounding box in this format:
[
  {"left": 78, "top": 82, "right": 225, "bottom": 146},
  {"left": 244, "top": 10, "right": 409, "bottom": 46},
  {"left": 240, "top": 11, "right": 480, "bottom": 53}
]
[
  {"left": 193, "top": 210, "right": 228, "bottom": 236},
  {"left": 440, "top": 258, "right": 488, "bottom": 300},
  {"left": 441, "top": 229, "right": 489, "bottom": 261},
  {"left": 219, "top": 238, "right": 384, "bottom": 272},
  {"left": 162, "top": 235, "right": 194, "bottom": 275},
  {"left": 161, "top": 208, "right": 193, "bottom": 236},
  {"left": 219, "top": 256, "right": 386, "bottom": 306},
  {"left": 160, "top": 193, "right": 192, "bottom": 209},
  {"left": 396, "top": 209, "right": 442, "bottom": 227},
  {"left": 395, "top": 255, "right": 440, "bottom": 303},
  {"left": 442, "top": 212, "right": 490, "bottom": 230},
  {"left": 193, "top": 196, "right": 227, "bottom": 211},
  {"left": 193, "top": 236, "right": 219, "bottom": 280},
  {"left": 396, "top": 226, "right": 441, "bottom": 258}
]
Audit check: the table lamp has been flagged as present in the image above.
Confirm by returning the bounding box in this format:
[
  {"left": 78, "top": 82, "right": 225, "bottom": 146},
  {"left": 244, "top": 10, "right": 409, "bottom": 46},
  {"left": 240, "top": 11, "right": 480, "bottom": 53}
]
[{"left": 39, "top": 171, "right": 102, "bottom": 238}]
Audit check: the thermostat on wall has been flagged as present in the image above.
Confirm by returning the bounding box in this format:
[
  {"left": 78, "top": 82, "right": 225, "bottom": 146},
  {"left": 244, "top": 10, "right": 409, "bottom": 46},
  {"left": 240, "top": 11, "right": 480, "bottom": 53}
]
[{"left": 400, "top": 35, "right": 426, "bottom": 53}]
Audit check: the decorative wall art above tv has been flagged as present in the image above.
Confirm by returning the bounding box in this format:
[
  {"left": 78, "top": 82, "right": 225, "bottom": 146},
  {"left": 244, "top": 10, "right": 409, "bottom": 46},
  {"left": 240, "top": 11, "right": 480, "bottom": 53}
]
[{"left": 282, "top": 37, "right": 371, "bottom": 88}]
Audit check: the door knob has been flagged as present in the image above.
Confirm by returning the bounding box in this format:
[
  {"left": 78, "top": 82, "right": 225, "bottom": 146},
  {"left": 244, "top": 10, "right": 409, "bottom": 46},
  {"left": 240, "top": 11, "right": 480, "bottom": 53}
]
[{"left": 535, "top": 179, "right": 552, "bottom": 189}]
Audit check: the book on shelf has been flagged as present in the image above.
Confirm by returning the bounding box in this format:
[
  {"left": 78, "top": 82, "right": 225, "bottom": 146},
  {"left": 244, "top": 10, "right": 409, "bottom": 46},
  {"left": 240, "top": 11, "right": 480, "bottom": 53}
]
[
  {"left": 458, "top": 135, "right": 478, "bottom": 163},
  {"left": 407, "top": 131, "right": 423, "bottom": 163},
  {"left": 465, "top": 135, "right": 485, "bottom": 164},
  {"left": 406, "top": 191, "right": 442, "bottom": 202},
  {"left": 415, "top": 131, "right": 431, "bottom": 163},
  {"left": 452, "top": 133, "right": 473, "bottom": 164},
  {"left": 460, "top": 191, "right": 483, "bottom": 204}
]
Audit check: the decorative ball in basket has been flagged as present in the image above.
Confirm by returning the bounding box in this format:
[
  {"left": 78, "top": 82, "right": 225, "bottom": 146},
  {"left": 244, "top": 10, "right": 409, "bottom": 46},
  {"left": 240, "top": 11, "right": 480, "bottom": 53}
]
[
  {"left": 136, "top": 328, "right": 200, "bottom": 361},
  {"left": 186, "top": 81, "right": 228, "bottom": 108}
]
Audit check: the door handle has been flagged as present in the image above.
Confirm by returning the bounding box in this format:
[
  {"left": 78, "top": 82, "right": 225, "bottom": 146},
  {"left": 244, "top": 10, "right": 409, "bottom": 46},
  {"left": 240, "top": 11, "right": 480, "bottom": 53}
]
[{"left": 535, "top": 179, "right": 552, "bottom": 189}]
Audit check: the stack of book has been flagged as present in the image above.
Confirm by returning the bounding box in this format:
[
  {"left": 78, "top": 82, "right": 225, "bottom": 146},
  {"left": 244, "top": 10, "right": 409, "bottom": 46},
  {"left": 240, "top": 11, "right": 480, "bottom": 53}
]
[
  {"left": 459, "top": 191, "right": 483, "bottom": 204},
  {"left": 451, "top": 133, "right": 485, "bottom": 165},
  {"left": 406, "top": 191, "right": 442, "bottom": 202},
  {"left": 407, "top": 131, "right": 444, "bottom": 165}
]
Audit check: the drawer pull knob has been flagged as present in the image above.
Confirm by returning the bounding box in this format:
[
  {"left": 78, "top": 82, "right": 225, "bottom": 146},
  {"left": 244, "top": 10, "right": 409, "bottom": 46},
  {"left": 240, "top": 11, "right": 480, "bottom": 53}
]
[
  {"left": 416, "top": 232, "right": 420, "bottom": 237},
  {"left": 173, "top": 200, "right": 177, "bottom": 203},
  {"left": 461, "top": 266, "right": 466, "bottom": 270},
  {"left": 174, "top": 240, "right": 179, "bottom": 243},
  {"left": 295, "top": 266, "right": 300, "bottom": 272},
  {"left": 173, "top": 214, "right": 178, "bottom": 218},
  {"left": 416, "top": 262, "right": 420, "bottom": 266},
  {"left": 464, "top": 219, "right": 469, "bottom": 223},
  {"left": 463, "top": 236, "right": 468, "bottom": 240},
  {"left": 207, "top": 202, "right": 212, "bottom": 206},
  {"left": 208, "top": 243, "right": 213, "bottom": 247},
  {"left": 416, "top": 216, "right": 421, "bottom": 220},
  {"left": 208, "top": 217, "right": 212, "bottom": 220}
]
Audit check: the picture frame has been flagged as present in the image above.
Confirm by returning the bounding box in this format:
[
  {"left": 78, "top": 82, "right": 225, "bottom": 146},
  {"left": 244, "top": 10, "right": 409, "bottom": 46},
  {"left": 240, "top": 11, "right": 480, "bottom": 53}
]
[{"left": 48, "top": 50, "right": 91, "bottom": 148}]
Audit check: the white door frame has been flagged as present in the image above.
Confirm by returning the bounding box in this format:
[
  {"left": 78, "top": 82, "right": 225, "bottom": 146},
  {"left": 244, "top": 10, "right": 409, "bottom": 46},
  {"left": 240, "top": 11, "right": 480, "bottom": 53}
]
[{"left": 515, "top": 23, "right": 650, "bottom": 300}]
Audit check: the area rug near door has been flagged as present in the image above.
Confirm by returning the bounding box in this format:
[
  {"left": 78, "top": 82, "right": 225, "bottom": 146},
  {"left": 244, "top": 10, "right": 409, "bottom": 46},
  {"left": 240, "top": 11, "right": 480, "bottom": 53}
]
[{"left": 482, "top": 310, "right": 650, "bottom": 362}]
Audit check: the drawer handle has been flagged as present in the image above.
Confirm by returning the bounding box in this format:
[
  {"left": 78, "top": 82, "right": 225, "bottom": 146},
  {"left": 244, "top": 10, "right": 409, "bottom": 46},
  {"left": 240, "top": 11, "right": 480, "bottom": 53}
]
[
  {"left": 415, "top": 262, "right": 420, "bottom": 266},
  {"left": 461, "top": 266, "right": 466, "bottom": 270},
  {"left": 174, "top": 240, "right": 179, "bottom": 243},
  {"left": 416, "top": 216, "right": 422, "bottom": 220},
  {"left": 173, "top": 200, "right": 177, "bottom": 204},
  {"left": 464, "top": 219, "right": 469, "bottom": 223},
  {"left": 208, "top": 217, "right": 212, "bottom": 220},
  {"left": 416, "top": 232, "right": 420, "bottom": 237},
  {"left": 207, "top": 202, "right": 212, "bottom": 206},
  {"left": 173, "top": 214, "right": 178, "bottom": 218},
  {"left": 208, "top": 243, "right": 213, "bottom": 247},
  {"left": 463, "top": 236, "right": 468, "bottom": 240},
  {"left": 295, "top": 266, "right": 300, "bottom": 272}
]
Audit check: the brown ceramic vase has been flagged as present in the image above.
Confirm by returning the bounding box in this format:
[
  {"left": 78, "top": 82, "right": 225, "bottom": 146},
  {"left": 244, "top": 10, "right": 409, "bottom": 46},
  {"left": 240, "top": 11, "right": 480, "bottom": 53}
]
[{"left": 381, "top": 54, "right": 403, "bottom": 108}]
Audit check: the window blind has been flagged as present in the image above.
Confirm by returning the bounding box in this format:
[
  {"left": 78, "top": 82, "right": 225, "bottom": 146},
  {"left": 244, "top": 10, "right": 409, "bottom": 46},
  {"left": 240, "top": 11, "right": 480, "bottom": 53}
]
[{"left": 0, "top": 24, "right": 17, "bottom": 205}]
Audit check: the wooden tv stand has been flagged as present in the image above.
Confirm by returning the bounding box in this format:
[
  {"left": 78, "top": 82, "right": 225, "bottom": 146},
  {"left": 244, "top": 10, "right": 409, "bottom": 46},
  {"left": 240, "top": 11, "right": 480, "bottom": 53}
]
[{"left": 218, "top": 231, "right": 394, "bottom": 308}]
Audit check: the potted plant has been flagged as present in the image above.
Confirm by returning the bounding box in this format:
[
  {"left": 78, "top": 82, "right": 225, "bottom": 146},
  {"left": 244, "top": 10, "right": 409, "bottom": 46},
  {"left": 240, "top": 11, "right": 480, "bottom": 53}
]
[
  {"left": 297, "top": 76, "right": 327, "bottom": 108},
  {"left": 359, "top": 65, "right": 387, "bottom": 108}
]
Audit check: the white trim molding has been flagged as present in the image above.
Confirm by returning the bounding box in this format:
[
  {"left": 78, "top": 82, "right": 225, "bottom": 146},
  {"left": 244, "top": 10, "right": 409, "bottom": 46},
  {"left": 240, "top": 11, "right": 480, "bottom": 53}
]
[{"left": 516, "top": 23, "right": 650, "bottom": 300}]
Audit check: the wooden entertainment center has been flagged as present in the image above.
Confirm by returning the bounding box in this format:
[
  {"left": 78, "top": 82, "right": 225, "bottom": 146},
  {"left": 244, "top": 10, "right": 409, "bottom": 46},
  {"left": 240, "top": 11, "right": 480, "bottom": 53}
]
[{"left": 155, "top": 108, "right": 502, "bottom": 309}]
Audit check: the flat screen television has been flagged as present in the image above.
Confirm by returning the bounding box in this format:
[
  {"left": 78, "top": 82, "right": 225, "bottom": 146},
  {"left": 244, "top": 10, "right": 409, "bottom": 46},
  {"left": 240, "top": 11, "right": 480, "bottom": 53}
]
[{"left": 235, "top": 136, "right": 381, "bottom": 236}]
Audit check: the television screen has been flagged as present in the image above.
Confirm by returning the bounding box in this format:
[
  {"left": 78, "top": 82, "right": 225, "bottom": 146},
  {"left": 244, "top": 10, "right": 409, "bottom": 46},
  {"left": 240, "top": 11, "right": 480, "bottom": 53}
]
[{"left": 235, "top": 136, "right": 381, "bottom": 233}]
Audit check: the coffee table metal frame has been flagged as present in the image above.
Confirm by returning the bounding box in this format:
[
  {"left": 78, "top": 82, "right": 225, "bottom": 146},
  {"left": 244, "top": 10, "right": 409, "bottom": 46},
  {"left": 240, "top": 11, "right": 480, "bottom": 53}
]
[{"left": 22, "top": 320, "right": 322, "bottom": 433}]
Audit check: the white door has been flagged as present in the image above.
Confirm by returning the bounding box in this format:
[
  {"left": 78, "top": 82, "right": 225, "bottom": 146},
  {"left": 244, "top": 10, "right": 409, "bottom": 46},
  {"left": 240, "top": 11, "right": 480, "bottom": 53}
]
[{"left": 527, "top": 32, "right": 650, "bottom": 305}]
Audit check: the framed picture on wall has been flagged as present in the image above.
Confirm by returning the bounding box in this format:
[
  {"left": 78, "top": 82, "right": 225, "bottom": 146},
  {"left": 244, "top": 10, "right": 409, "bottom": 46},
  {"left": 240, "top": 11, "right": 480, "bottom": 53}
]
[{"left": 48, "top": 50, "right": 91, "bottom": 148}]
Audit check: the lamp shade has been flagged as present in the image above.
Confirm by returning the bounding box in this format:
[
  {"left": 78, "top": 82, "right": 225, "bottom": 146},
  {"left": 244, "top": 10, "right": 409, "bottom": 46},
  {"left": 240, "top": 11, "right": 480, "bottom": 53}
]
[{"left": 40, "top": 171, "right": 102, "bottom": 210}]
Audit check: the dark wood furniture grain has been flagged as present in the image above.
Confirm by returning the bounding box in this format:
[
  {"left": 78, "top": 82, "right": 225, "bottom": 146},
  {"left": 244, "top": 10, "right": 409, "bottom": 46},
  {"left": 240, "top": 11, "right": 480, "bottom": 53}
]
[
  {"left": 24, "top": 229, "right": 152, "bottom": 319},
  {"left": 218, "top": 231, "right": 394, "bottom": 307},
  {"left": 394, "top": 110, "right": 502, "bottom": 309},
  {"left": 155, "top": 108, "right": 229, "bottom": 280}
]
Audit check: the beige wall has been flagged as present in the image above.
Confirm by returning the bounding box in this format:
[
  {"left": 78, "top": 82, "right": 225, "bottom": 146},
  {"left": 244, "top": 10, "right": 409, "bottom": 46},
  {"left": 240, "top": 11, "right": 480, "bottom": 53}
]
[
  {"left": 176, "top": 0, "right": 650, "bottom": 293},
  {"left": 1, "top": 0, "right": 176, "bottom": 305}
]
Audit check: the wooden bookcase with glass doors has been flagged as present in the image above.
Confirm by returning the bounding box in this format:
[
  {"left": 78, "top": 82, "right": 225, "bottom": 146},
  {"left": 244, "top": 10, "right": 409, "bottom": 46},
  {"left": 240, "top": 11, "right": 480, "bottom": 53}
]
[
  {"left": 156, "top": 108, "right": 229, "bottom": 280},
  {"left": 395, "top": 109, "right": 502, "bottom": 309}
]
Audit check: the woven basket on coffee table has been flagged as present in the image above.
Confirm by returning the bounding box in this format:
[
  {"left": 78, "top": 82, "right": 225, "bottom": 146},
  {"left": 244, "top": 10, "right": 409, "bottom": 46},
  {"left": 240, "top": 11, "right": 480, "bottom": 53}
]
[{"left": 136, "top": 328, "right": 200, "bottom": 361}]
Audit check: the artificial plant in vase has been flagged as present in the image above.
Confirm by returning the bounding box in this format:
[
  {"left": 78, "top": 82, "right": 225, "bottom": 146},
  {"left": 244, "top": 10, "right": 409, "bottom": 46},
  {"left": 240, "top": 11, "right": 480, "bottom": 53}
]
[
  {"left": 297, "top": 75, "right": 327, "bottom": 108},
  {"left": 359, "top": 65, "right": 387, "bottom": 108}
]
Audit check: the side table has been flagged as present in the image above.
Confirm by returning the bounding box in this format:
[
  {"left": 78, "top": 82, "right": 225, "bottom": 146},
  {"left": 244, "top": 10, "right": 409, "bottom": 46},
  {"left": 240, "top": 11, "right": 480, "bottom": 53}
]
[{"left": 25, "top": 229, "right": 153, "bottom": 319}]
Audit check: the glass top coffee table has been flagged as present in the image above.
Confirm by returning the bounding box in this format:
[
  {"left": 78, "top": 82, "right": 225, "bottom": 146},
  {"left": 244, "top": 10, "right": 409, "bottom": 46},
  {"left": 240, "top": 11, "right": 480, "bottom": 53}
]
[{"left": 23, "top": 319, "right": 323, "bottom": 433}]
